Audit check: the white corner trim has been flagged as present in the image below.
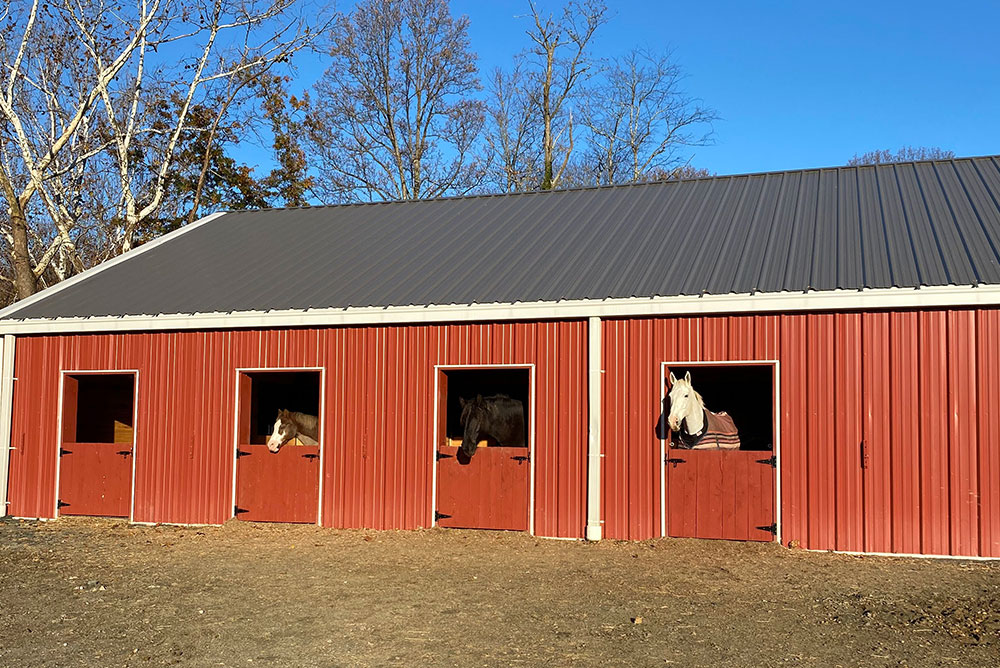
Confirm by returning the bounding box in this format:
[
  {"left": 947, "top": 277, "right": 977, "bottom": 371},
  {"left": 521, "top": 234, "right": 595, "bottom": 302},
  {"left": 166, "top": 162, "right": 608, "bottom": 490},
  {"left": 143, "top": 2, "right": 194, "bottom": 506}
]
[
  {"left": 0, "top": 335, "right": 15, "bottom": 518},
  {"left": 0, "top": 211, "right": 228, "bottom": 321},
  {"left": 586, "top": 316, "right": 602, "bottom": 542},
  {"left": 2, "top": 283, "right": 1000, "bottom": 336}
]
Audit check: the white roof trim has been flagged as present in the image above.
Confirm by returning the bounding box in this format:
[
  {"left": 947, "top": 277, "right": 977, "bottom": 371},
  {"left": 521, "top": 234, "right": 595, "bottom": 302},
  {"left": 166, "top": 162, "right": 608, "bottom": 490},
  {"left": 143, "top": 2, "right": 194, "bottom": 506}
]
[
  {"left": 0, "top": 211, "right": 228, "bottom": 320},
  {"left": 1, "top": 283, "right": 999, "bottom": 335}
]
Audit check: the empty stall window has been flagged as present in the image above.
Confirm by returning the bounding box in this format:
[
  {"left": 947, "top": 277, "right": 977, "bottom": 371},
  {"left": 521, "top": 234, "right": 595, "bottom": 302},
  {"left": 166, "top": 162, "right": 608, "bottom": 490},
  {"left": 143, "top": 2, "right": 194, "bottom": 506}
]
[
  {"left": 67, "top": 374, "right": 135, "bottom": 444},
  {"left": 664, "top": 364, "right": 773, "bottom": 451}
]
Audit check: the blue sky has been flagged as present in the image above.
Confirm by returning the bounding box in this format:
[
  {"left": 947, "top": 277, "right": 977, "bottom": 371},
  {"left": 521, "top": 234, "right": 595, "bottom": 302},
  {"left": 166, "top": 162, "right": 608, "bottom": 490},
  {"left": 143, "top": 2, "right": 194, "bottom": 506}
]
[{"left": 285, "top": 0, "right": 999, "bottom": 177}]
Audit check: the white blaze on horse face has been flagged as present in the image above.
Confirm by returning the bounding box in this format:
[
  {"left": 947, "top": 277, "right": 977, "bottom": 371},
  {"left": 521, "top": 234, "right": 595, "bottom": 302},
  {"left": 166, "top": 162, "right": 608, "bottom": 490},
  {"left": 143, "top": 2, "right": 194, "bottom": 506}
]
[{"left": 266, "top": 417, "right": 285, "bottom": 452}]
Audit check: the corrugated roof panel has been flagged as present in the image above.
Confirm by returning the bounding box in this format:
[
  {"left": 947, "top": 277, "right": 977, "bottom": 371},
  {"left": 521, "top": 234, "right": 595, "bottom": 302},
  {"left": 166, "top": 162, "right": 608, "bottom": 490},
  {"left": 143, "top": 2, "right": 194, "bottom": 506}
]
[
  {"left": 784, "top": 170, "right": 820, "bottom": 291},
  {"left": 934, "top": 162, "right": 1000, "bottom": 284},
  {"left": 703, "top": 175, "right": 767, "bottom": 295},
  {"left": 4, "top": 156, "right": 1000, "bottom": 321},
  {"left": 811, "top": 169, "right": 839, "bottom": 292},
  {"left": 755, "top": 171, "right": 800, "bottom": 294},
  {"left": 620, "top": 178, "right": 719, "bottom": 297},
  {"left": 915, "top": 162, "right": 979, "bottom": 285},
  {"left": 728, "top": 173, "right": 784, "bottom": 294},
  {"left": 873, "top": 164, "right": 921, "bottom": 288},
  {"left": 855, "top": 166, "right": 891, "bottom": 288},
  {"left": 895, "top": 163, "right": 951, "bottom": 285},
  {"left": 836, "top": 168, "right": 863, "bottom": 289}
]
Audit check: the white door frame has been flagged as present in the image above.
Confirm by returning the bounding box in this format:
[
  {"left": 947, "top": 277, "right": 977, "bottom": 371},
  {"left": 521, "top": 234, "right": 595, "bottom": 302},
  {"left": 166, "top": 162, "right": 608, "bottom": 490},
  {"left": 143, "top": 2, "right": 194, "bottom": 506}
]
[
  {"left": 55, "top": 369, "right": 140, "bottom": 521},
  {"left": 231, "top": 366, "right": 326, "bottom": 525},
  {"left": 658, "top": 360, "right": 781, "bottom": 543},
  {"left": 431, "top": 364, "right": 537, "bottom": 534}
]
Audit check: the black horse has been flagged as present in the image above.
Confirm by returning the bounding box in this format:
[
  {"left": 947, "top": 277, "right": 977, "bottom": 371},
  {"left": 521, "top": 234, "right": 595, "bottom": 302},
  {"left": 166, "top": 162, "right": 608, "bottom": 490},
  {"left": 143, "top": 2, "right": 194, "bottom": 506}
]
[{"left": 458, "top": 394, "right": 525, "bottom": 459}]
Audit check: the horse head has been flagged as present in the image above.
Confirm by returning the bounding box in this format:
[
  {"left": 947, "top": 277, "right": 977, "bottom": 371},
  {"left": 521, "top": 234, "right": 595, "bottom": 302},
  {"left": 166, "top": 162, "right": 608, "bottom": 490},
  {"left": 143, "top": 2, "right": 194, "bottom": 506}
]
[
  {"left": 267, "top": 409, "right": 298, "bottom": 453},
  {"left": 667, "top": 371, "right": 703, "bottom": 434},
  {"left": 458, "top": 395, "right": 485, "bottom": 459}
]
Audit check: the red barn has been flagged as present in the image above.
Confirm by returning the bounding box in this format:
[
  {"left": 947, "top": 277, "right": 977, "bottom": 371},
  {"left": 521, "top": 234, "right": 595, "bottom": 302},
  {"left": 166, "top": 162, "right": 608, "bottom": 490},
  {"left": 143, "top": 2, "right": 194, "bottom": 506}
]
[{"left": 1, "top": 155, "right": 999, "bottom": 558}]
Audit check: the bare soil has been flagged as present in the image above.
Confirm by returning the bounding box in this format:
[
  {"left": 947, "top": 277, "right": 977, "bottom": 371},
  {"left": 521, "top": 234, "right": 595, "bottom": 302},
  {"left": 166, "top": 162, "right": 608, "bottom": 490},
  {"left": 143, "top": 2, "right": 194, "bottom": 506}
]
[{"left": 1, "top": 518, "right": 998, "bottom": 667}]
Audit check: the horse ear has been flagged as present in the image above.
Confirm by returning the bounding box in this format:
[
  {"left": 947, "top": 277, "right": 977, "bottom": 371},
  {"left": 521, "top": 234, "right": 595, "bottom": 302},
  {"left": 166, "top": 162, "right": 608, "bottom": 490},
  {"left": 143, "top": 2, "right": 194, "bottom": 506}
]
[
  {"left": 684, "top": 371, "right": 691, "bottom": 383},
  {"left": 459, "top": 397, "right": 466, "bottom": 408},
  {"left": 669, "top": 372, "right": 677, "bottom": 384}
]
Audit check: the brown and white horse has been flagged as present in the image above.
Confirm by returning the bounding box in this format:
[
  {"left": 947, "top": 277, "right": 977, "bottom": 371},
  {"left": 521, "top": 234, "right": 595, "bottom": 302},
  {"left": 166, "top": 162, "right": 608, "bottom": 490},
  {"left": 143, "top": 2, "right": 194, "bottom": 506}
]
[
  {"left": 667, "top": 371, "right": 740, "bottom": 450},
  {"left": 266, "top": 409, "right": 319, "bottom": 452}
]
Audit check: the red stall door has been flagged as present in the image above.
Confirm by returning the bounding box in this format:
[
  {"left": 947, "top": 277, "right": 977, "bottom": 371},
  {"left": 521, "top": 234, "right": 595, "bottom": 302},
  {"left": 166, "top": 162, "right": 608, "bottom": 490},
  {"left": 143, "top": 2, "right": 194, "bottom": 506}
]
[
  {"left": 666, "top": 449, "right": 776, "bottom": 541},
  {"left": 235, "top": 445, "right": 320, "bottom": 523},
  {"left": 436, "top": 445, "right": 530, "bottom": 531},
  {"left": 58, "top": 443, "right": 133, "bottom": 517}
]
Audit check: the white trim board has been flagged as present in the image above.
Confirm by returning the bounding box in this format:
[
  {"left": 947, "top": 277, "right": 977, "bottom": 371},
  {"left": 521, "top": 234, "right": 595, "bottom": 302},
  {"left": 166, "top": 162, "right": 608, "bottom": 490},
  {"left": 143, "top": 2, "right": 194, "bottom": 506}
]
[
  {"left": 3, "top": 284, "right": 1000, "bottom": 335},
  {"left": 0, "top": 335, "right": 15, "bottom": 517}
]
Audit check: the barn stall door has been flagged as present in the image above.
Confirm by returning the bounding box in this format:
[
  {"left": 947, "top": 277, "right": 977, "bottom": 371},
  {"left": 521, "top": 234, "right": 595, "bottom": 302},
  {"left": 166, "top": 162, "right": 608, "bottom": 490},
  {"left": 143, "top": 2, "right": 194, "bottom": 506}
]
[
  {"left": 434, "top": 367, "right": 532, "bottom": 531},
  {"left": 58, "top": 373, "right": 136, "bottom": 518},
  {"left": 663, "top": 364, "right": 777, "bottom": 542},
  {"left": 436, "top": 446, "right": 530, "bottom": 530},
  {"left": 665, "top": 450, "right": 776, "bottom": 541},
  {"left": 234, "top": 371, "right": 320, "bottom": 523}
]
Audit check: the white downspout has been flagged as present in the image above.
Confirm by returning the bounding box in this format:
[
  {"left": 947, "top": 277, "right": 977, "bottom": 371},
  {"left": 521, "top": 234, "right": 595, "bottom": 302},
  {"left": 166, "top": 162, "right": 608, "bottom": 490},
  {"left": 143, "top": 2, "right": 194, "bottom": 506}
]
[
  {"left": 0, "top": 334, "right": 16, "bottom": 518},
  {"left": 586, "top": 316, "right": 603, "bottom": 541}
]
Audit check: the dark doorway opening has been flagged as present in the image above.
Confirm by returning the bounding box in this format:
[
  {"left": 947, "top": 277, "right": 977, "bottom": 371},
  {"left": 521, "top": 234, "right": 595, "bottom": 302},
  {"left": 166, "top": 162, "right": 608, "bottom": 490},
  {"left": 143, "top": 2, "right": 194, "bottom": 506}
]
[
  {"left": 440, "top": 368, "right": 530, "bottom": 448},
  {"left": 664, "top": 364, "right": 774, "bottom": 451},
  {"left": 67, "top": 374, "right": 135, "bottom": 444},
  {"left": 241, "top": 371, "right": 321, "bottom": 445}
]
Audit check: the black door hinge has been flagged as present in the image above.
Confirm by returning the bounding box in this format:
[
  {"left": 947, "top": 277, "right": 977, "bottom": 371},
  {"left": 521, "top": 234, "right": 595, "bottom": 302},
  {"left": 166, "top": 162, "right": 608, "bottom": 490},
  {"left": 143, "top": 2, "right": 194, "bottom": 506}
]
[
  {"left": 434, "top": 511, "right": 451, "bottom": 521},
  {"left": 234, "top": 506, "right": 249, "bottom": 515},
  {"left": 236, "top": 450, "right": 252, "bottom": 459},
  {"left": 57, "top": 499, "right": 69, "bottom": 508},
  {"left": 757, "top": 522, "right": 777, "bottom": 535},
  {"left": 665, "top": 457, "right": 686, "bottom": 467},
  {"left": 59, "top": 448, "right": 72, "bottom": 456},
  {"left": 436, "top": 451, "right": 453, "bottom": 461},
  {"left": 301, "top": 453, "right": 319, "bottom": 461},
  {"left": 511, "top": 455, "right": 530, "bottom": 463},
  {"left": 756, "top": 455, "right": 777, "bottom": 468}
]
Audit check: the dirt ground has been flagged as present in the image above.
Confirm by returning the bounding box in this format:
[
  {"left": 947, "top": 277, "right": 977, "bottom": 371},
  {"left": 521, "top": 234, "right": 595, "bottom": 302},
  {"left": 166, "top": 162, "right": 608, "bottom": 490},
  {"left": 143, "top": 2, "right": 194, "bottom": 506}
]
[{"left": 0, "top": 518, "right": 998, "bottom": 668}]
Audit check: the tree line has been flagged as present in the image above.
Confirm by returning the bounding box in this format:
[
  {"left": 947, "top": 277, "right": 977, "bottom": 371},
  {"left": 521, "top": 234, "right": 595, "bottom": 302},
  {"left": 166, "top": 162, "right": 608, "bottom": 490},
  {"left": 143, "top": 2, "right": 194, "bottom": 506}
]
[
  {"left": 0, "top": 0, "right": 719, "bottom": 303},
  {"left": 0, "top": 0, "right": 954, "bottom": 305}
]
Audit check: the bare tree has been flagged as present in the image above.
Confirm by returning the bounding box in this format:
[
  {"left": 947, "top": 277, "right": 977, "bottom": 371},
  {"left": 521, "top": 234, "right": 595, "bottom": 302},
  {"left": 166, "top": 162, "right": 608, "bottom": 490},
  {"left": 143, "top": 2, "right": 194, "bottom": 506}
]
[
  {"left": 484, "top": 66, "right": 540, "bottom": 192},
  {"left": 522, "top": 0, "right": 607, "bottom": 190},
  {"left": 0, "top": 0, "right": 162, "bottom": 299},
  {"left": 847, "top": 146, "right": 956, "bottom": 166},
  {"left": 0, "top": 0, "right": 315, "bottom": 302},
  {"left": 582, "top": 48, "right": 716, "bottom": 186},
  {"left": 306, "top": 0, "right": 486, "bottom": 202}
]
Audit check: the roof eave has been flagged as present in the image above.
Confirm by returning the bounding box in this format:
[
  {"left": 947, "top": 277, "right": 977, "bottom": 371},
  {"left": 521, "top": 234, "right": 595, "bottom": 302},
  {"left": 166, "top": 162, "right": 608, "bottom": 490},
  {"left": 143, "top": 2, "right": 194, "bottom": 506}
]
[{"left": 1, "top": 284, "right": 997, "bottom": 336}]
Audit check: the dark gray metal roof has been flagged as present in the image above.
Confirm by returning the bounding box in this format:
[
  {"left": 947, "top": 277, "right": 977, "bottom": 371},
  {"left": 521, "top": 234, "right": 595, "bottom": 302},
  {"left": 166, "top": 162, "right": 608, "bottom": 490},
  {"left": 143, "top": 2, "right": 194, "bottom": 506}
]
[{"left": 6, "top": 155, "right": 1000, "bottom": 320}]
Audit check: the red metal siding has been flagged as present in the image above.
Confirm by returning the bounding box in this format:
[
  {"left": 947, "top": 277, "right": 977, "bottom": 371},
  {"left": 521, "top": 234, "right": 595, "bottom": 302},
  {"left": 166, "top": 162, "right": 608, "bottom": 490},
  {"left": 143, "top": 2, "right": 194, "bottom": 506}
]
[
  {"left": 602, "top": 309, "right": 1000, "bottom": 558},
  {"left": 7, "top": 321, "right": 587, "bottom": 537}
]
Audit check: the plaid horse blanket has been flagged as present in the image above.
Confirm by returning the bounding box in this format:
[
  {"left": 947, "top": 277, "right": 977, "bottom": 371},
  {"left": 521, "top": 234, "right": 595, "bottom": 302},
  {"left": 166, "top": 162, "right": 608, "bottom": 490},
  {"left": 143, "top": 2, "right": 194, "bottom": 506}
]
[{"left": 674, "top": 409, "right": 741, "bottom": 450}]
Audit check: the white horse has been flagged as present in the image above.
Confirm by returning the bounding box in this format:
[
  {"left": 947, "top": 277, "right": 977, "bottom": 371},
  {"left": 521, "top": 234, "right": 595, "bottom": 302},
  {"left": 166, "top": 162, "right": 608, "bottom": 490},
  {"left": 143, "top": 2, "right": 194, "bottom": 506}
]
[
  {"left": 667, "top": 371, "right": 740, "bottom": 450},
  {"left": 266, "top": 409, "right": 319, "bottom": 452}
]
